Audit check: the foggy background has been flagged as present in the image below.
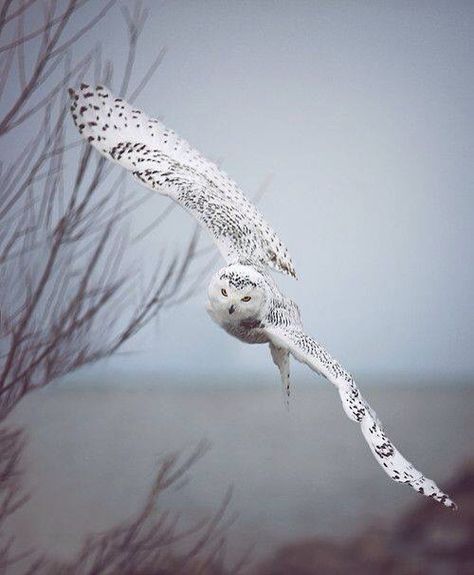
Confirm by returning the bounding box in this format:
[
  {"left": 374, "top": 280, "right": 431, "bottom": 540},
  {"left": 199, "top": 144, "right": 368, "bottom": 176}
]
[
  {"left": 2, "top": 1, "right": 474, "bottom": 572},
  {"left": 20, "top": 0, "right": 472, "bottom": 381}
]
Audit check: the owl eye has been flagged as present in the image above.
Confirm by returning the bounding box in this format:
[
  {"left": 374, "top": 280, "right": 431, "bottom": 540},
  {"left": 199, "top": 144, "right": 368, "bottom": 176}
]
[
  {"left": 241, "top": 296, "right": 251, "bottom": 302},
  {"left": 221, "top": 288, "right": 228, "bottom": 297}
]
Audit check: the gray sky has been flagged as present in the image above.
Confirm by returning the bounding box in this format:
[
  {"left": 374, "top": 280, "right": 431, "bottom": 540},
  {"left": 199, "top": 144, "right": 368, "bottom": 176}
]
[{"left": 7, "top": 1, "right": 474, "bottom": 380}]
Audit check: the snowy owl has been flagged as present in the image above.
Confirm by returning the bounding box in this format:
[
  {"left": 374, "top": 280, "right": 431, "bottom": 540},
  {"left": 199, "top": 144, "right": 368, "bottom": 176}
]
[{"left": 69, "top": 84, "right": 456, "bottom": 510}]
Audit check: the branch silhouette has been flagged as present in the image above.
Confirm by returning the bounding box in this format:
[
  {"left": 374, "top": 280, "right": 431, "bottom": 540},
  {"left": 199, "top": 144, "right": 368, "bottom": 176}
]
[{"left": 0, "top": 2, "right": 239, "bottom": 573}]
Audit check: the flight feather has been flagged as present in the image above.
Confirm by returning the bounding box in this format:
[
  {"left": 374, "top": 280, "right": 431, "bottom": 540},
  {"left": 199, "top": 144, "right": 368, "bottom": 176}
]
[{"left": 68, "top": 84, "right": 296, "bottom": 277}]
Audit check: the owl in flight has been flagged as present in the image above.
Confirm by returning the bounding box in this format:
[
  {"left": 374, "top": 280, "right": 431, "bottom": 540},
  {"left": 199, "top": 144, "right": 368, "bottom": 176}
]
[{"left": 69, "top": 84, "right": 455, "bottom": 509}]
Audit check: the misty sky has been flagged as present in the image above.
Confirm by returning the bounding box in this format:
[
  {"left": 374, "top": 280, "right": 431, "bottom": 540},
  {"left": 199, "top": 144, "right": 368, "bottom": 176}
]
[{"left": 5, "top": 1, "right": 474, "bottom": 380}]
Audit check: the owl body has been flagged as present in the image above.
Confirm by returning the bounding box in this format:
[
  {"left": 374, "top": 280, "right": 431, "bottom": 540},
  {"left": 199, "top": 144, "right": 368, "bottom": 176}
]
[
  {"left": 207, "top": 264, "right": 303, "bottom": 346},
  {"left": 70, "top": 84, "right": 456, "bottom": 510}
]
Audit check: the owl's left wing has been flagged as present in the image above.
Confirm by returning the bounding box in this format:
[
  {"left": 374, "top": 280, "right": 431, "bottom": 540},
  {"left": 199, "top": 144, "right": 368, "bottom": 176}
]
[
  {"left": 68, "top": 84, "right": 296, "bottom": 277},
  {"left": 264, "top": 319, "right": 456, "bottom": 509}
]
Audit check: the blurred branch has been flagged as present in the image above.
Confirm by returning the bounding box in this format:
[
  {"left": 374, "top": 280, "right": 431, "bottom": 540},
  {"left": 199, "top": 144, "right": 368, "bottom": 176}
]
[
  {"left": 0, "top": 0, "right": 115, "bottom": 135},
  {"left": 37, "top": 442, "right": 245, "bottom": 575},
  {"left": 0, "top": 427, "right": 31, "bottom": 572},
  {"left": 0, "top": 0, "right": 205, "bottom": 418},
  {"left": 0, "top": 1, "right": 220, "bottom": 572}
]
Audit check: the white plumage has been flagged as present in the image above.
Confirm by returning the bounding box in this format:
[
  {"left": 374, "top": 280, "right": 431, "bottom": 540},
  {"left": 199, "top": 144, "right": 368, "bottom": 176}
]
[{"left": 69, "top": 84, "right": 456, "bottom": 510}]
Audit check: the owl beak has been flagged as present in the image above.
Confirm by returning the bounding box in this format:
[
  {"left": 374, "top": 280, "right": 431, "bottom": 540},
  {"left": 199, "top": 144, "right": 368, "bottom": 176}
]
[{"left": 228, "top": 304, "right": 235, "bottom": 315}]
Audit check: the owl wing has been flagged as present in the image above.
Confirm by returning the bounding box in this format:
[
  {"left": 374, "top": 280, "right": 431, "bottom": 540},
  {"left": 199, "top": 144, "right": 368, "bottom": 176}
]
[
  {"left": 264, "top": 309, "right": 456, "bottom": 509},
  {"left": 68, "top": 84, "right": 296, "bottom": 278}
]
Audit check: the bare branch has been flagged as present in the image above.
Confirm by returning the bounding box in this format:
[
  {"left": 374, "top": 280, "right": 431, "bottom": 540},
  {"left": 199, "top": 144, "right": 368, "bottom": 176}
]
[{"left": 0, "top": 2, "right": 227, "bottom": 571}]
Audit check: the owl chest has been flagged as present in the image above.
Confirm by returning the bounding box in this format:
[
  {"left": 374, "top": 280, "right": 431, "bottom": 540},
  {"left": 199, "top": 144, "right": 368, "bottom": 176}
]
[{"left": 221, "top": 318, "right": 269, "bottom": 344}]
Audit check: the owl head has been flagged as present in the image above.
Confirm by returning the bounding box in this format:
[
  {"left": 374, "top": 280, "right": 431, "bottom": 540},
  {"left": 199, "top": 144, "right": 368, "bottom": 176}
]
[{"left": 208, "top": 264, "right": 267, "bottom": 321}]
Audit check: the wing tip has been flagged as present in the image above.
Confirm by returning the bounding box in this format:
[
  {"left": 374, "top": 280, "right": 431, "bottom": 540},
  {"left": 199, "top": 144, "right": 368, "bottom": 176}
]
[
  {"left": 284, "top": 262, "right": 298, "bottom": 279},
  {"left": 269, "top": 252, "right": 297, "bottom": 279},
  {"left": 421, "top": 485, "right": 457, "bottom": 510},
  {"left": 68, "top": 83, "right": 112, "bottom": 105},
  {"left": 69, "top": 83, "right": 119, "bottom": 150},
  {"left": 440, "top": 495, "right": 458, "bottom": 511}
]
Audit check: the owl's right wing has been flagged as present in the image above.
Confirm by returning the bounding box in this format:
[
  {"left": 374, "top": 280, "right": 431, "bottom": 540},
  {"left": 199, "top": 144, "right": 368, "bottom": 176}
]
[
  {"left": 264, "top": 316, "right": 456, "bottom": 509},
  {"left": 68, "top": 84, "right": 296, "bottom": 278}
]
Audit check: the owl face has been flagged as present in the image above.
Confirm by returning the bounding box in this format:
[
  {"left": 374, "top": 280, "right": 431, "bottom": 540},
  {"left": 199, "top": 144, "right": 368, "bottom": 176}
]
[{"left": 208, "top": 265, "right": 267, "bottom": 322}]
